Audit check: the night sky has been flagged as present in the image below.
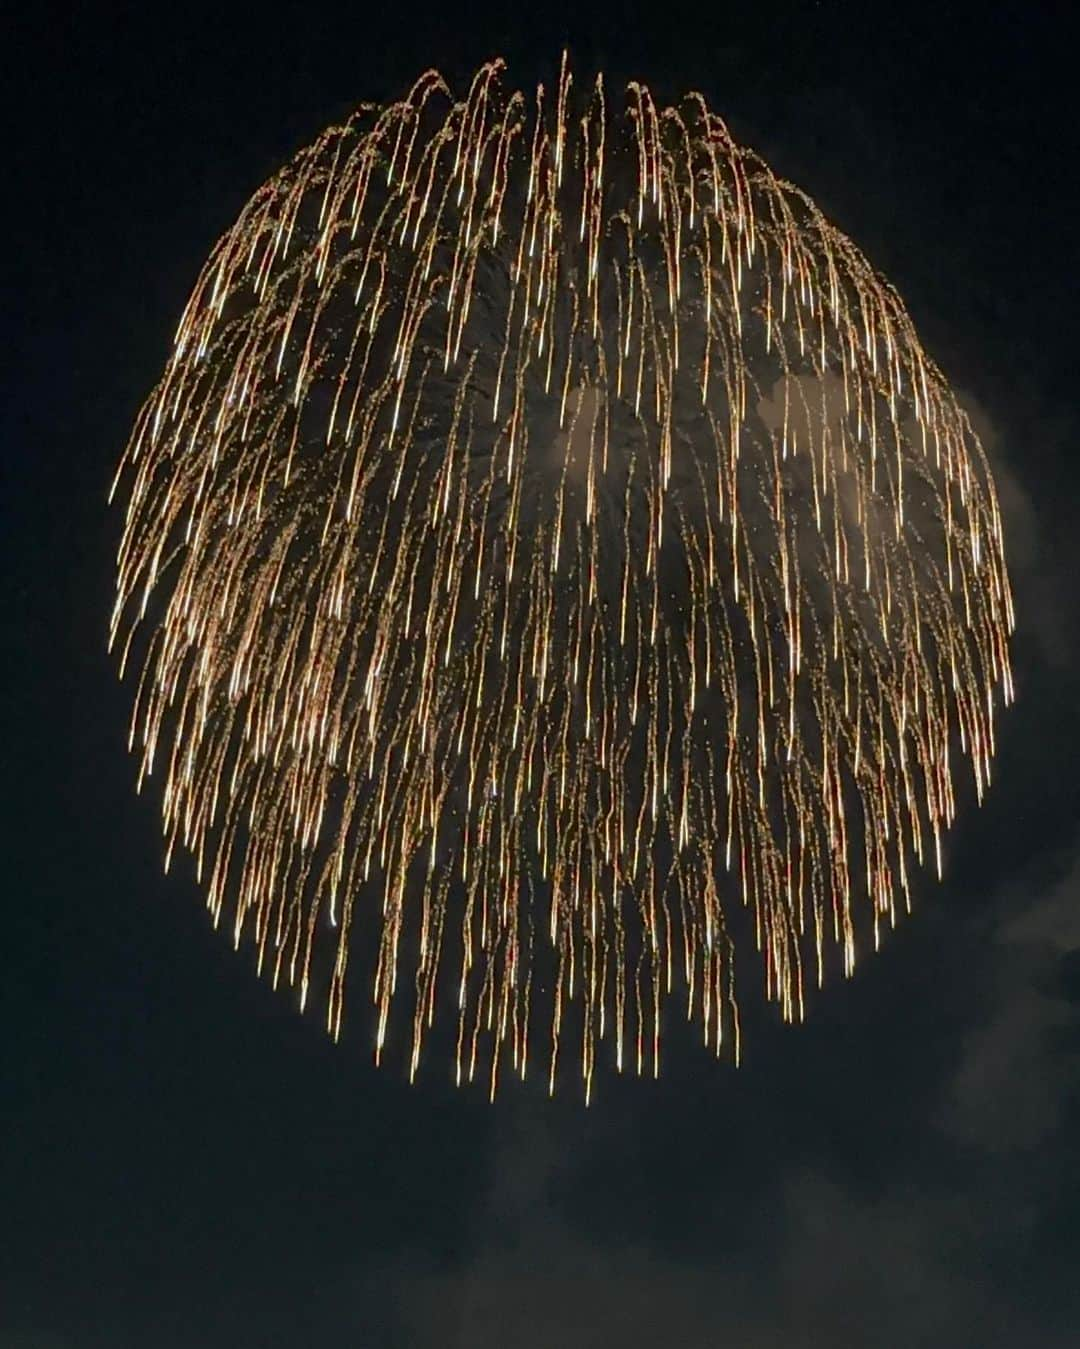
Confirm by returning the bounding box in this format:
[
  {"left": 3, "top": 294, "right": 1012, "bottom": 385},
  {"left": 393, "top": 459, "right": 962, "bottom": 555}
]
[{"left": 5, "top": 3, "right": 1080, "bottom": 1346}]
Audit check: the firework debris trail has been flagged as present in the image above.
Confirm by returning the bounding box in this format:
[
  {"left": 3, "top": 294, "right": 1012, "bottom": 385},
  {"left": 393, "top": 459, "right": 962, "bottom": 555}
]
[{"left": 110, "top": 56, "right": 1014, "bottom": 1101}]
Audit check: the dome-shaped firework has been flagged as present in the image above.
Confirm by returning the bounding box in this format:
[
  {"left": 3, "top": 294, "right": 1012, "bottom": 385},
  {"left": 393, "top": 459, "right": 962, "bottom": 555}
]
[{"left": 111, "top": 57, "right": 1014, "bottom": 1098}]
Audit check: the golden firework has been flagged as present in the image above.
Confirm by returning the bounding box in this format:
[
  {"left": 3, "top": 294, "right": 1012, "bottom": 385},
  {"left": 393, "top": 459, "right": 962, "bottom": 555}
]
[{"left": 110, "top": 57, "right": 1014, "bottom": 1099}]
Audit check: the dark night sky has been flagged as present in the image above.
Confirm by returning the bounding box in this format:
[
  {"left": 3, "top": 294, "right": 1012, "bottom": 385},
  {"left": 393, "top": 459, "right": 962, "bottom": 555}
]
[{"left": 4, "top": 3, "right": 1080, "bottom": 1345}]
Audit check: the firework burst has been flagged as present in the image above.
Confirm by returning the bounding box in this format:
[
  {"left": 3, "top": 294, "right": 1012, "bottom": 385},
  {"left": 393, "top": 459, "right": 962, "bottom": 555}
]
[{"left": 111, "top": 56, "right": 1014, "bottom": 1099}]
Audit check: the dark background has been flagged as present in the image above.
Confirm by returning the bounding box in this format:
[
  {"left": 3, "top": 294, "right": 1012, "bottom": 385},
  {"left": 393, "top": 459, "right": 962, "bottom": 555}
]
[{"left": 4, "top": 2, "right": 1079, "bottom": 1345}]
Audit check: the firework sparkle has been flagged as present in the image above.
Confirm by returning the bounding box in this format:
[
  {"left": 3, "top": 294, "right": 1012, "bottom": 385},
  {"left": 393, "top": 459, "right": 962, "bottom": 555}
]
[{"left": 111, "top": 56, "right": 1015, "bottom": 1099}]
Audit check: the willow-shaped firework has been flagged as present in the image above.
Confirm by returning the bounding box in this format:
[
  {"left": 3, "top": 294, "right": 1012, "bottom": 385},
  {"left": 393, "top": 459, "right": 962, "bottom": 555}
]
[{"left": 111, "top": 57, "right": 1015, "bottom": 1099}]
